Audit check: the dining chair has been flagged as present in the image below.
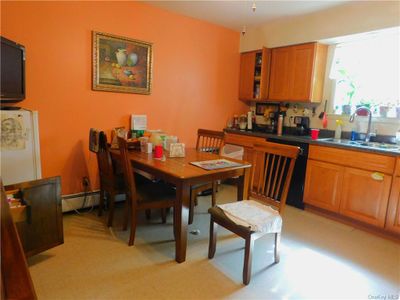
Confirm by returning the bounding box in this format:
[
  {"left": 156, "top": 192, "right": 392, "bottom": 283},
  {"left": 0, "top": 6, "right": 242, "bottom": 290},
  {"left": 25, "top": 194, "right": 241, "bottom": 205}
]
[
  {"left": 189, "top": 129, "right": 225, "bottom": 224},
  {"left": 208, "top": 141, "right": 299, "bottom": 285},
  {"left": 94, "top": 131, "right": 126, "bottom": 227},
  {"left": 117, "top": 137, "right": 176, "bottom": 246}
]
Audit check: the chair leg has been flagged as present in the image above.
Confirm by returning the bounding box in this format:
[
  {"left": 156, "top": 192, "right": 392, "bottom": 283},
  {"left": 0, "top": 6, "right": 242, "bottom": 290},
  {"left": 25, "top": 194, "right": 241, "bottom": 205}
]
[
  {"left": 243, "top": 235, "right": 255, "bottom": 285},
  {"left": 122, "top": 194, "right": 130, "bottom": 231},
  {"left": 192, "top": 188, "right": 199, "bottom": 206},
  {"left": 128, "top": 207, "right": 137, "bottom": 246},
  {"left": 211, "top": 181, "right": 217, "bottom": 207},
  {"left": 188, "top": 194, "right": 194, "bottom": 225},
  {"left": 161, "top": 208, "right": 167, "bottom": 223},
  {"left": 173, "top": 207, "right": 176, "bottom": 240},
  {"left": 107, "top": 192, "right": 116, "bottom": 227},
  {"left": 208, "top": 217, "right": 218, "bottom": 259},
  {"left": 274, "top": 232, "right": 281, "bottom": 263},
  {"left": 189, "top": 185, "right": 200, "bottom": 224},
  {"left": 98, "top": 189, "right": 105, "bottom": 216},
  {"left": 145, "top": 209, "right": 151, "bottom": 220}
]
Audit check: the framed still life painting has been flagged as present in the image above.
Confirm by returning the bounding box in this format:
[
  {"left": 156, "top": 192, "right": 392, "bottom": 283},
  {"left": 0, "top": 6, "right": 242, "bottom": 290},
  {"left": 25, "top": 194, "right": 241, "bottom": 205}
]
[{"left": 92, "top": 31, "right": 153, "bottom": 95}]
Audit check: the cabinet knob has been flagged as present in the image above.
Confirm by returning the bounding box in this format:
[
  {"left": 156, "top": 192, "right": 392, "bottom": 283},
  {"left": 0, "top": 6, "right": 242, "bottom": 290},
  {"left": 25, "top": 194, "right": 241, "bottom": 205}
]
[{"left": 371, "top": 172, "right": 384, "bottom": 181}]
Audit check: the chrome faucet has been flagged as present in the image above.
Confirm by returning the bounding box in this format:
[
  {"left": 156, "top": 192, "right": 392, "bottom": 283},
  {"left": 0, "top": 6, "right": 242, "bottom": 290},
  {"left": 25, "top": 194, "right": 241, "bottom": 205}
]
[{"left": 349, "top": 106, "right": 374, "bottom": 142}]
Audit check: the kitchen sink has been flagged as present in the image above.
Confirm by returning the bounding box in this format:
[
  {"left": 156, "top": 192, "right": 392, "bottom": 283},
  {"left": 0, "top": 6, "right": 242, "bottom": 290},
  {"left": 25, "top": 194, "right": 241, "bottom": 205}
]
[{"left": 317, "top": 138, "right": 400, "bottom": 152}]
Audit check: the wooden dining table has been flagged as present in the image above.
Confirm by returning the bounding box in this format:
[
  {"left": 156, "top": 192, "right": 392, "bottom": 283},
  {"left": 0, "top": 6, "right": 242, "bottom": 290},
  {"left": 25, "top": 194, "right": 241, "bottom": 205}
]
[{"left": 111, "top": 147, "right": 251, "bottom": 263}]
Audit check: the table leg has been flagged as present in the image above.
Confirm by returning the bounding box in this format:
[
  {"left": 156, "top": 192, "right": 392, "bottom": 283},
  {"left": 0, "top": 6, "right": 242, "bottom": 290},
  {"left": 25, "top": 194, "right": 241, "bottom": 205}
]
[
  {"left": 237, "top": 167, "right": 251, "bottom": 201},
  {"left": 174, "top": 181, "right": 190, "bottom": 263}
]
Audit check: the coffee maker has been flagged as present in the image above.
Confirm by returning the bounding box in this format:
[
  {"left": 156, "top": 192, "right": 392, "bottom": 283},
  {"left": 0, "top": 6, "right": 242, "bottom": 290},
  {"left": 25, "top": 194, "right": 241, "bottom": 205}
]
[
  {"left": 255, "top": 103, "right": 280, "bottom": 133},
  {"left": 294, "top": 116, "right": 310, "bottom": 136}
]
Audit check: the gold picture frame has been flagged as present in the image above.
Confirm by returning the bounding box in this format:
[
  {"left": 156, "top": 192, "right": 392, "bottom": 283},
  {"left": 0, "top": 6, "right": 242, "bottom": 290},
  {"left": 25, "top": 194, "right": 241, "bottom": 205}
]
[{"left": 92, "top": 31, "right": 153, "bottom": 95}]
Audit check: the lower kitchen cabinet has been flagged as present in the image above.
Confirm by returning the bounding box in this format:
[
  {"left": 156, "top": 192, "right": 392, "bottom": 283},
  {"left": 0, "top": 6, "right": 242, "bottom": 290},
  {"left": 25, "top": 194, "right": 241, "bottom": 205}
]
[
  {"left": 304, "top": 145, "right": 396, "bottom": 232},
  {"left": 5, "top": 176, "right": 63, "bottom": 257},
  {"left": 386, "top": 177, "right": 400, "bottom": 234},
  {"left": 224, "top": 132, "right": 265, "bottom": 163},
  {"left": 224, "top": 132, "right": 266, "bottom": 186},
  {"left": 304, "top": 160, "right": 343, "bottom": 212},
  {"left": 339, "top": 167, "right": 391, "bottom": 228}
]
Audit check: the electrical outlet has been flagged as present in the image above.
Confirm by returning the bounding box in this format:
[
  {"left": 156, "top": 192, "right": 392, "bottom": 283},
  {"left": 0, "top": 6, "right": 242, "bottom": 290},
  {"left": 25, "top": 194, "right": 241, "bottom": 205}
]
[{"left": 82, "top": 176, "right": 90, "bottom": 187}]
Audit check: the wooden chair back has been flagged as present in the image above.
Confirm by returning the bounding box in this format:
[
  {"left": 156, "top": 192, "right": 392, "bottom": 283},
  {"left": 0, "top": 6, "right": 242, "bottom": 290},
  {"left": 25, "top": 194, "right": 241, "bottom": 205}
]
[
  {"left": 96, "top": 132, "right": 116, "bottom": 187},
  {"left": 117, "top": 137, "right": 138, "bottom": 205},
  {"left": 196, "top": 129, "right": 225, "bottom": 155},
  {"left": 249, "top": 141, "right": 299, "bottom": 214}
]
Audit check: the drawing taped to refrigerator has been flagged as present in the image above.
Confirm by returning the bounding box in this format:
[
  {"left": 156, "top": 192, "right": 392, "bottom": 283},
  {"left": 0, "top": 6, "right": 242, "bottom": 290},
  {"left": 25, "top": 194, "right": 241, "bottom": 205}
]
[{"left": 1, "top": 109, "right": 42, "bottom": 185}]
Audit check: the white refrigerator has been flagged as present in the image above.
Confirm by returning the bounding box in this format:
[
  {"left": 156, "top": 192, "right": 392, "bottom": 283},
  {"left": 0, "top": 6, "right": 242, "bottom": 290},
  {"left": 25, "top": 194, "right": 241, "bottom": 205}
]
[{"left": 1, "top": 109, "right": 42, "bottom": 185}]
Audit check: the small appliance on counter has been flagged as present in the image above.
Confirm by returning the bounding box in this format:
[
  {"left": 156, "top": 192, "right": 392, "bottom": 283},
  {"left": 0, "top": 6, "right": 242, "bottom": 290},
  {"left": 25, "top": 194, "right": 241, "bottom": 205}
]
[
  {"left": 294, "top": 116, "right": 310, "bottom": 136},
  {"left": 254, "top": 103, "right": 281, "bottom": 133}
]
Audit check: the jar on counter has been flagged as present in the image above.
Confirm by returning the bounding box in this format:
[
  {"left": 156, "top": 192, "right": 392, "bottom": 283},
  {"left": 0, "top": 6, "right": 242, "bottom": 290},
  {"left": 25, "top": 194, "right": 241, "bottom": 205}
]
[
  {"left": 233, "top": 115, "right": 239, "bottom": 129},
  {"left": 239, "top": 114, "right": 247, "bottom": 130}
]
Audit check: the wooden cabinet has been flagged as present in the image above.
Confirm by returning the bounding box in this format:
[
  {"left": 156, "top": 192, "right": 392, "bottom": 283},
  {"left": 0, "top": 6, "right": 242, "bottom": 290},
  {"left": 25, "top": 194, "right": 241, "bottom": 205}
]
[
  {"left": 269, "top": 42, "right": 328, "bottom": 103},
  {"left": 224, "top": 132, "right": 265, "bottom": 163},
  {"left": 239, "top": 48, "right": 271, "bottom": 101},
  {"left": 340, "top": 167, "right": 391, "bottom": 227},
  {"left": 304, "top": 160, "right": 343, "bottom": 212},
  {"left": 5, "top": 177, "right": 63, "bottom": 257},
  {"left": 267, "top": 47, "right": 291, "bottom": 100},
  {"left": 290, "top": 44, "right": 316, "bottom": 100},
  {"left": 224, "top": 132, "right": 266, "bottom": 188},
  {"left": 304, "top": 145, "right": 396, "bottom": 229},
  {"left": 386, "top": 166, "right": 400, "bottom": 234}
]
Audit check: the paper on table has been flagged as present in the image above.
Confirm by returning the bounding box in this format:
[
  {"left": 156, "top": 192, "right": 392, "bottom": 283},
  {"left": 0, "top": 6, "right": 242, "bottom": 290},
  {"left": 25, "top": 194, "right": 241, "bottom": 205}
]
[{"left": 190, "top": 159, "right": 242, "bottom": 170}]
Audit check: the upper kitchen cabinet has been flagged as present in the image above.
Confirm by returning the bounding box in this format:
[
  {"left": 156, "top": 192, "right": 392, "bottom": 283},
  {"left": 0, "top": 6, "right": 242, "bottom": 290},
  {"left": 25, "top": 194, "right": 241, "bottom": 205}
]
[
  {"left": 269, "top": 42, "right": 328, "bottom": 103},
  {"left": 239, "top": 47, "right": 271, "bottom": 101}
]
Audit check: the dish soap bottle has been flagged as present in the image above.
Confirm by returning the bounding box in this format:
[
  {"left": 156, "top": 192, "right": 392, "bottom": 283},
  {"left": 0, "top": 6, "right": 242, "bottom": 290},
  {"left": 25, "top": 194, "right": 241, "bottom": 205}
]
[{"left": 334, "top": 119, "right": 343, "bottom": 140}]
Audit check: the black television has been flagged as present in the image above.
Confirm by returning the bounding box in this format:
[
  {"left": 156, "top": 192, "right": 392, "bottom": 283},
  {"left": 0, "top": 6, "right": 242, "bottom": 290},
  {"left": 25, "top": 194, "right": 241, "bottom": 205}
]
[{"left": 1, "top": 36, "right": 26, "bottom": 103}]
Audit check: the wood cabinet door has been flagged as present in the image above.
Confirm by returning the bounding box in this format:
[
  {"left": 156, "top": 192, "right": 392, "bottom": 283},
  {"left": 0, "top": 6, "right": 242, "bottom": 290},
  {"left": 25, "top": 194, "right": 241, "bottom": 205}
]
[
  {"left": 386, "top": 177, "right": 400, "bottom": 234},
  {"left": 239, "top": 51, "right": 256, "bottom": 100},
  {"left": 268, "top": 47, "right": 291, "bottom": 100},
  {"left": 289, "top": 43, "right": 315, "bottom": 101},
  {"left": 304, "top": 160, "right": 343, "bottom": 212},
  {"left": 7, "top": 177, "right": 63, "bottom": 257},
  {"left": 340, "top": 168, "right": 391, "bottom": 228}
]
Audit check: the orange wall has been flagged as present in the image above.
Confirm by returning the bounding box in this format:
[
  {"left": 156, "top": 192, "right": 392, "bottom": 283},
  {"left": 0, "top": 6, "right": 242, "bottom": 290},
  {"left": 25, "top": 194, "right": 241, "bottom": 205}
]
[{"left": 2, "top": 1, "right": 246, "bottom": 194}]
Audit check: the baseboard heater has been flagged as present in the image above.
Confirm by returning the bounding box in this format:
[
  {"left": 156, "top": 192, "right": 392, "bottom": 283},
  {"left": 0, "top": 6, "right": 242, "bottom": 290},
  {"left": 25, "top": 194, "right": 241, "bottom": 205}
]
[{"left": 61, "top": 191, "right": 126, "bottom": 213}]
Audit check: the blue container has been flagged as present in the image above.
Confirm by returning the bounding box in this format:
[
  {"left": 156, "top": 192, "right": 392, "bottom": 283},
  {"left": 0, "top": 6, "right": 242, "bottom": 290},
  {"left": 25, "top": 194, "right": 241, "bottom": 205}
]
[{"left": 351, "top": 131, "right": 358, "bottom": 141}]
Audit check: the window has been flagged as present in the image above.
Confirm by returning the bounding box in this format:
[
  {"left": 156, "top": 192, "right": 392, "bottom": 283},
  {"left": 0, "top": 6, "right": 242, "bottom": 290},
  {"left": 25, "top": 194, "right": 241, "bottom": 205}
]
[{"left": 330, "top": 29, "right": 400, "bottom": 118}]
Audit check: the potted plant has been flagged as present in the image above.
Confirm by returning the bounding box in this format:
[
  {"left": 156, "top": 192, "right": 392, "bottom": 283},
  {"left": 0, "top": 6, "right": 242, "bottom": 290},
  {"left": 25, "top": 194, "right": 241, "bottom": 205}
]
[
  {"left": 342, "top": 103, "right": 352, "bottom": 115},
  {"left": 356, "top": 99, "right": 372, "bottom": 110},
  {"left": 379, "top": 103, "right": 390, "bottom": 118}
]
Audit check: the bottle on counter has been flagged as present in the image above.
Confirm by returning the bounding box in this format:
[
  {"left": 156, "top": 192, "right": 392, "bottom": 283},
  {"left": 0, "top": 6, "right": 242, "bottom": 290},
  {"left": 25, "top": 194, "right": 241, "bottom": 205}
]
[
  {"left": 247, "top": 111, "right": 253, "bottom": 131},
  {"left": 233, "top": 114, "right": 239, "bottom": 129},
  {"left": 277, "top": 114, "right": 283, "bottom": 136},
  {"left": 335, "top": 119, "right": 343, "bottom": 140}
]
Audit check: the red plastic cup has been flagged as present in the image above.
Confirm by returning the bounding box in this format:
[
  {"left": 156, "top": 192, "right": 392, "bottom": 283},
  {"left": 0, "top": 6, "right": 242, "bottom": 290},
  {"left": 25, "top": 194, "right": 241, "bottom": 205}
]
[
  {"left": 154, "top": 145, "right": 163, "bottom": 158},
  {"left": 311, "top": 129, "right": 320, "bottom": 140}
]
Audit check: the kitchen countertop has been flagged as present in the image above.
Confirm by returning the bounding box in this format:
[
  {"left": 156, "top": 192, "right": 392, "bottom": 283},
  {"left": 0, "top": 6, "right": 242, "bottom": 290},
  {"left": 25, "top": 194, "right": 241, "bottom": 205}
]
[{"left": 224, "top": 128, "right": 400, "bottom": 156}]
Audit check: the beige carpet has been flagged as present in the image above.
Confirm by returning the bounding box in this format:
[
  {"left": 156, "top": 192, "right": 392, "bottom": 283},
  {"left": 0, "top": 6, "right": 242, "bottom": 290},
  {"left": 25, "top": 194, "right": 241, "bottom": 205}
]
[{"left": 28, "top": 184, "right": 400, "bottom": 299}]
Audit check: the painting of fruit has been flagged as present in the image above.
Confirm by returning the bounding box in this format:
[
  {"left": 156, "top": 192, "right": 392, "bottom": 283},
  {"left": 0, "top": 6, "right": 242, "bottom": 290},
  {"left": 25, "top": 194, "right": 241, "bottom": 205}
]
[{"left": 92, "top": 31, "right": 153, "bottom": 94}]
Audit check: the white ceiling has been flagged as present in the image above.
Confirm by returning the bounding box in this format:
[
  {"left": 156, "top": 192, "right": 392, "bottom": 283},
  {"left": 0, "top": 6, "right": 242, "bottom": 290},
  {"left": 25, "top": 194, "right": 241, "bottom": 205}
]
[{"left": 144, "top": 1, "right": 350, "bottom": 31}]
